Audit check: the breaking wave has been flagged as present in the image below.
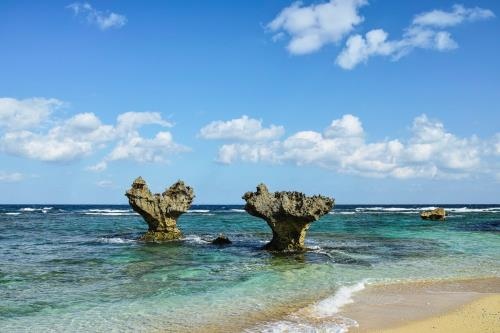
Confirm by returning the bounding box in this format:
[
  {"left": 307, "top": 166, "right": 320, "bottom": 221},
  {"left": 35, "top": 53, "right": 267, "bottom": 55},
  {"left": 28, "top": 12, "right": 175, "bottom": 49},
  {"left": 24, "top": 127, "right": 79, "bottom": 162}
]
[
  {"left": 82, "top": 209, "right": 138, "bottom": 216},
  {"left": 182, "top": 234, "right": 210, "bottom": 244},
  {"left": 247, "top": 281, "right": 366, "bottom": 333}
]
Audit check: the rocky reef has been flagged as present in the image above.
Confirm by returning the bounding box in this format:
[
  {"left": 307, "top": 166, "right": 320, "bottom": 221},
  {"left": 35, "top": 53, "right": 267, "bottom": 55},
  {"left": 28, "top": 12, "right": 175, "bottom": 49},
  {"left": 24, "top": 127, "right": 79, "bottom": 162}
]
[
  {"left": 242, "top": 183, "right": 334, "bottom": 251},
  {"left": 125, "top": 177, "right": 195, "bottom": 241},
  {"left": 420, "top": 207, "right": 447, "bottom": 221},
  {"left": 211, "top": 234, "right": 232, "bottom": 245}
]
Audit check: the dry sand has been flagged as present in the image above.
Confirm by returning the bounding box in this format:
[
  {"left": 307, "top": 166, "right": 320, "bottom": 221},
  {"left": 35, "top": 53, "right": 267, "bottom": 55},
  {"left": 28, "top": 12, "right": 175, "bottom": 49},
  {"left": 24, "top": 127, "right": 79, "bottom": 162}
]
[
  {"left": 371, "top": 294, "right": 500, "bottom": 333},
  {"left": 342, "top": 277, "right": 500, "bottom": 333}
]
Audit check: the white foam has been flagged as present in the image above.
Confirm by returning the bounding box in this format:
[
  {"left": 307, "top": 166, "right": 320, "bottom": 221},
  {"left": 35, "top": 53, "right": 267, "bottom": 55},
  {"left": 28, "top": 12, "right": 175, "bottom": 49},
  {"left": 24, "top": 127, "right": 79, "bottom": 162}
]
[
  {"left": 98, "top": 237, "right": 135, "bottom": 244},
  {"left": 84, "top": 212, "right": 138, "bottom": 216},
  {"left": 329, "top": 211, "right": 355, "bottom": 215},
  {"left": 5, "top": 212, "right": 21, "bottom": 215},
  {"left": 86, "top": 209, "right": 131, "bottom": 213},
  {"left": 447, "top": 207, "right": 500, "bottom": 213},
  {"left": 312, "top": 281, "right": 366, "bottom": 318},
  {"left": 247, "top": 281, "right": 366, "bottom": 333},
  {"left": 252, "top": 319, "right": 355, "bottom": 333},
  {"left": 18, "top": 207, "right": 54, "bottom": 213},
  {"left": 218, "top": 209, "right": 246, "bottom": 213},
  {"left": 355, "top": 207, "right": 436, "bottom": 212},
  {"left": 182, "top": 235, "right": 209, "bottom": 244},
  {"left": 19, "top": 208, "right": 37, "bottom": 212},
  {"left": 352, "top": 206, "right": 500, "bottom": 214},
  {"left": 187, "top": 209, "right": 210, "bottom": 213}
]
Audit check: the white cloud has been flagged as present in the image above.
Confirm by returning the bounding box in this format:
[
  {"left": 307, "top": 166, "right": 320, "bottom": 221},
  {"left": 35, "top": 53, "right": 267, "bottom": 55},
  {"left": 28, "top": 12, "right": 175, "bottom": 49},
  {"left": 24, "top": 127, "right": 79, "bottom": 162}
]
[
  {"left": 106, "top": 131, "right": 189, "bottom": 164},
  {"left": 0, "top": 97, "right": 63, "bottom": 130},
  {"left": 2, "top": 130, "right": 95, "bottom": 162},
  {"left": 336, "top": 27, "right": 459, "bottom": 69},
  {"left": 207, "top": 114, "right": 498, "bottom": 180},
  {"left": 413, "top": 4, "right": 495, "bottom": 28},
  {"left": 217, "top": 142, "right": 282, "bottom": 164},
  {"left": 0, "top": 171, "right": 24, "bottom": 182},
  {"left": 67, "top": 2, "right": 127, "bottom": 30},
  {"left": 267, "top": 0, "right": 367, "bottom": 54},
  {"left": 199, "top": 115, "right": 284, "bottom": 141},
  {"left": 0, "top": 97, "right": 188, "bottom": 169},
  {"left": 115, "top": 112, "right": 172, "bottom": 135},
  {"left": 336, "top": 4, "right": 494, "bottom": 69},
  {"left": 96, "top": 180, "right": 113, "bottom": 188},
  {"left": 87, "top": 161, "right": 107, "bottom": 172},
  {"left": 324, "top": 114, "right": 364, "bottom": 138}
]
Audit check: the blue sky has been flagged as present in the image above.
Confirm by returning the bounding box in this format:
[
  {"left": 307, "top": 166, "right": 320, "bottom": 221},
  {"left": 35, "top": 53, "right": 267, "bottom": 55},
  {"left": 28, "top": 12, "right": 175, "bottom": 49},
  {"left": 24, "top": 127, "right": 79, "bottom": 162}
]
[{"left": 0, "top": 0, "right": 499, "bottom": 204}]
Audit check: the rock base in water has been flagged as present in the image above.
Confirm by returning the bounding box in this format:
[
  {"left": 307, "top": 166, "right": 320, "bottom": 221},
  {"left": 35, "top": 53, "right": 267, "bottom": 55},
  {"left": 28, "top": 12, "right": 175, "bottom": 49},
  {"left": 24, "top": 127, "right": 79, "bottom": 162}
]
[
  {"left": 242, "top": 183, "right": 334, "bottom": 252},
  {"left": 211, "top": 234, "right": 232, "bottom": 245},
  {"left": 139, "top": 230, "right": 183, "bottom": 242},
  {"left": 420, "top": 208, "right": 446, "bottom": 221},
  {"left": 125, "top": 177, "right": 194, "bottom": 241}
]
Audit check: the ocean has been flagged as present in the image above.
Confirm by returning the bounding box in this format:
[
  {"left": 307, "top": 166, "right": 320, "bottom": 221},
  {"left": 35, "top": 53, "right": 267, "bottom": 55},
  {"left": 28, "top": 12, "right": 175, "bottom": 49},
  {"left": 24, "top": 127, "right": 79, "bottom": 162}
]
[{"left": 1, "top": 204, "right": 499, "bottom": 332}]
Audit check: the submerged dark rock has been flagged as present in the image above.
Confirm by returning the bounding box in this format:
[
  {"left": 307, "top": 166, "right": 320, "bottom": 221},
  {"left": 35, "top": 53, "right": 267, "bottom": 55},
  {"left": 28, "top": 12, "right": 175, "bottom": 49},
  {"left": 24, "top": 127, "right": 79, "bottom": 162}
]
[
  {"left": 420, "top": 208, "right": 446, "bottom": 221},
  {"left": 125, "top": 177, "right": 195, "bottom": 241},
  {"left": 242, "top": 183, "right": 334, "bottom": 252},
  {"left": 211, "top": 234, "right": 232, "bottom": 245}
]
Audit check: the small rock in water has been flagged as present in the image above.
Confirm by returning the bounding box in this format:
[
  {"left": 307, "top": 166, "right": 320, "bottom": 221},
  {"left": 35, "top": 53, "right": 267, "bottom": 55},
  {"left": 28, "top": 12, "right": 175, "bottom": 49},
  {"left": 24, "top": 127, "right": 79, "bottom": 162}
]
[
  {"left": 420, "top": 208, "right": 446, "bottom": 221},
  {"left": 212, "top": 234, "right": 232, "bottom": 245}
]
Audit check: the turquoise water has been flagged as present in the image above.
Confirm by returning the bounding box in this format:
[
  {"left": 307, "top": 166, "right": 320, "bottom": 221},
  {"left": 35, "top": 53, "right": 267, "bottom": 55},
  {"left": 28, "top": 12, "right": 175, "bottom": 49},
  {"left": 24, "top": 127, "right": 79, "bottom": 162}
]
[{"left": 1, "top": 205, "right": 499, "bottom": 332}]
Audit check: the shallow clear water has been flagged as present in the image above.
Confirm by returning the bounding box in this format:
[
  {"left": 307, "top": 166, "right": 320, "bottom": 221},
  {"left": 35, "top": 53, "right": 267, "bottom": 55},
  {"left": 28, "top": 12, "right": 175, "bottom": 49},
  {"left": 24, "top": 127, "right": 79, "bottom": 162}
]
[{"left": 0, "top": 204, "right": 499, "bottom": 332}]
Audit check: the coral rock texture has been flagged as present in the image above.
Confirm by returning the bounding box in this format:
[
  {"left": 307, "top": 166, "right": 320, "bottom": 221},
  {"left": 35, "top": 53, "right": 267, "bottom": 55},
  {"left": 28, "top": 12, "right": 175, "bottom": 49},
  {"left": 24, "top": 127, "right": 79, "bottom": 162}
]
[
  {"left": 420, "top": 207, "right": 447, "bottom": 221},
  {"left": 242, "top": 183, "right": 334, "bottom": 251},
  {"left": 125, "top": 177, "right": 194, "bottom": 241}
]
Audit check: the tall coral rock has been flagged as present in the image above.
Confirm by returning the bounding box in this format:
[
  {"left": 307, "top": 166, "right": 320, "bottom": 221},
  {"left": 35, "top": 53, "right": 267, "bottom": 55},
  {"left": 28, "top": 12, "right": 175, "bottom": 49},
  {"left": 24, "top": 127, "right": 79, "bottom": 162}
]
[
  {"left": 243, "top": 184, "right": 334, "bottom": 251},
  {"left": 125, "top": 177, "right": 195, "bottom": 241}
]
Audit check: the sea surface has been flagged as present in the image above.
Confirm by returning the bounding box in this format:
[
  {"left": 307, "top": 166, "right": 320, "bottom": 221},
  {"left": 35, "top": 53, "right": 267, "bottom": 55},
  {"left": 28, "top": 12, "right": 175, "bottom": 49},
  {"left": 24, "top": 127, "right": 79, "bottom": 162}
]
[{"left": 1, "top": 204, "right": 499, "bottom": 332}]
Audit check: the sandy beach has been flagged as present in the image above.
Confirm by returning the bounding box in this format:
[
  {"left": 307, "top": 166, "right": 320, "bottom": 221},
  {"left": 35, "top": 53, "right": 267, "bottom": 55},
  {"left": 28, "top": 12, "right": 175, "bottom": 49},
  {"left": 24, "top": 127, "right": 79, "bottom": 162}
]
[{"left": 343, "top": 277, "right": 500, "bottom": 333}]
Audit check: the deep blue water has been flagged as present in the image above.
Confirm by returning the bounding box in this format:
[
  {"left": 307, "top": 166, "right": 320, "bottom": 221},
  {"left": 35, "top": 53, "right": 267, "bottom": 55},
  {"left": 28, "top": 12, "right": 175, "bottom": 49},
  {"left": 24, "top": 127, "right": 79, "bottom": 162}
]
[{"left": 0, "top": 204, "right": 499, "bottom": 332}]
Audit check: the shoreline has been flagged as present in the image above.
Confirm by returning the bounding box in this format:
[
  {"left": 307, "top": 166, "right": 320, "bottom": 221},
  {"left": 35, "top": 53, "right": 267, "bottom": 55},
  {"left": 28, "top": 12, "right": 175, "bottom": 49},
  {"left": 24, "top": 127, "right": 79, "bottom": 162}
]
[
  {"left": 233, "top": 276, "right": 500, "bottom": 333},
  {"left": 341, "top": 277, "right": 500, "bottom": 333}
]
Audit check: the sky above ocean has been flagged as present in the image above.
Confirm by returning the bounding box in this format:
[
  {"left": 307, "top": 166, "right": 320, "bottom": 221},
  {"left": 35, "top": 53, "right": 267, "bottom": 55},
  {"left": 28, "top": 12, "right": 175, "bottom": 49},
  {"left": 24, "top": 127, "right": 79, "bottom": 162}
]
[{"left": 0, "top": 0, "right": 499, "bottom": 204}]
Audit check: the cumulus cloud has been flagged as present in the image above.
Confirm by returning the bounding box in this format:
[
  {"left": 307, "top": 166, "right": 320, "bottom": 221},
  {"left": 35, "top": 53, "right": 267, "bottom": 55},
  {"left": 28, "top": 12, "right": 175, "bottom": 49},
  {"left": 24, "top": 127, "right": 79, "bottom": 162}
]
[
  {"left": 0, "top": 171, "right": 24, "bottom": 182},
  {"left": 204, "top": 114, "right": 498, "bottom": 180},
  {"left": 67, "top": 2, "right": 127, "bottom": 30},
  {"left": 199, "top": 115, "right": 284, "bottom": 141},
  {"left": 268, "top": 2, "right": 494, "bottom": 69},
  {"left": 0, "top": 97, "right": 188, "bottom": 169},
  {"left": 336, "top": 4, "right": 494, "bottom": 69},
  {"left": 0, "top": 97, "right": 63, "bottom": 130},
  {"left": 106, "top": 131, "right": 188, "bottom": 164},
  {"left": 216, "top": 142, "right": 282, "bottom": 164},
  {"left": 267, "top": 0, "right": 367, "bottom": 54}
]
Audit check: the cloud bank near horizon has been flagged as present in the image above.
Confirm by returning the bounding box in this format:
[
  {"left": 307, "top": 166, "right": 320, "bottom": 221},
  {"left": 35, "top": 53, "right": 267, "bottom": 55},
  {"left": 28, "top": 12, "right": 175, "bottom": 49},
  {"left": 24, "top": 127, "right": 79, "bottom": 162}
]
[
  {"left": 200, "top": 114, "right": 500, "bottom": 180},
  {"left": 0, "top": 97, "right": 188, "bottom": 173},
  {"left": 1, "top": 97, "right": 499, "bottom": 182}
]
